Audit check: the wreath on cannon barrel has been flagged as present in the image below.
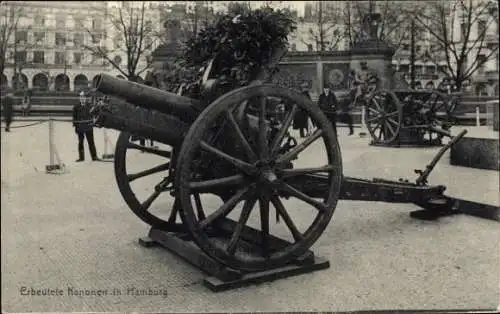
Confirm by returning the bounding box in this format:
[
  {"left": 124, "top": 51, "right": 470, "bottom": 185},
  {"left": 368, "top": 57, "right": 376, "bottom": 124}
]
[{"left": 158, "top": 6, "right": 296, "bottom": 98}]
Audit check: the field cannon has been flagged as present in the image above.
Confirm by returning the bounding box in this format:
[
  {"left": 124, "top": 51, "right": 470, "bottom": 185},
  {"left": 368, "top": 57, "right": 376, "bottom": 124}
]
[
  {"left": 85, "top": 34, "right": 499, "bottom": 289},
  {"left": 364, "top": 88, "right": 460, "bottom": 146}
]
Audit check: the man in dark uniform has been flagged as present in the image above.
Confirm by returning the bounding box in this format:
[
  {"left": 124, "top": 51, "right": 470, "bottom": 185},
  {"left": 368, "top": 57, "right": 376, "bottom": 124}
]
[
  {"left": 73, "top": 91, "right": 99, "bottom": 162},
  {"left": 3, "top": 92, "right": 14, "bottom": 132},
  {"left": 317, "top": 86, "right": 339, "bottom": 133}
]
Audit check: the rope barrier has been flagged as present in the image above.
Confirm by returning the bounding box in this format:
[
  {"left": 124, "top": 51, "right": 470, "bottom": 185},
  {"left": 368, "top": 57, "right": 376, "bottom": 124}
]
[{"left": 2, "top": 121, "right": 47, "bottom": 129}]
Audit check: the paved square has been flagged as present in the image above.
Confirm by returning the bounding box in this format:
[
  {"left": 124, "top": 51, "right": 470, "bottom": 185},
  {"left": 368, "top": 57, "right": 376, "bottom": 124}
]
[{"left": 1, "top": 120, "right": 499, "bottom": 312}]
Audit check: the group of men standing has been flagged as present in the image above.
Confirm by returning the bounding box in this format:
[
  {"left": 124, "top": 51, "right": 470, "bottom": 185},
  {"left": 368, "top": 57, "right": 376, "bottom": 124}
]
[{"left": 294, "top": 62, "right": 375, "bottom": 137}]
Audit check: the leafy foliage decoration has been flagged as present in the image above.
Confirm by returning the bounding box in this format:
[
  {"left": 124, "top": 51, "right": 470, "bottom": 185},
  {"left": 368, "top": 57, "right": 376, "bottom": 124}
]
[{"left": 158, "top": 6, "right": 296, "bottom": 97}]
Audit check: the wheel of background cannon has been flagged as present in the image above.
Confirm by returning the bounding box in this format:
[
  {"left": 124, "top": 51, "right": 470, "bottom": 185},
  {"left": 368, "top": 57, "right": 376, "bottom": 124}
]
[
  {"left": 365, "top": 90, "right": 402, "bottom": 145},
  {"left": 424, "top": 91, "right": 456, "bottom": 122},
  {"left": 175, "top": 84, "right": 343, "bottom": 271},
  {"left": 114, "top": 131, "right": 185, "bottom": 232},
  {"left": 422, "top": 92, "right": 455, "bottom": 142}
]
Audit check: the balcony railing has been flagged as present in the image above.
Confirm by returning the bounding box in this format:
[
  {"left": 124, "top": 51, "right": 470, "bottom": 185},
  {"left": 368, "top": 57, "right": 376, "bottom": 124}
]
[
  {"left": 473, "top": 70, "right": 499, "bottom": 83},
  {"left": 485, "top": 34, "right": 499, "bottom": 44}
]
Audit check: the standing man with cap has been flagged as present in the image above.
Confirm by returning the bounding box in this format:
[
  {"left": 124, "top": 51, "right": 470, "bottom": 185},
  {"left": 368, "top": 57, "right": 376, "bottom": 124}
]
[
  {"left": 73, "top": 91, "right": 99, "bottom": 162},
  {"left": 3, "top": 92, "right": 14, "bottom": 132},
  {"left": 317, "top": 85, "right": 339, "bottom": 133}
]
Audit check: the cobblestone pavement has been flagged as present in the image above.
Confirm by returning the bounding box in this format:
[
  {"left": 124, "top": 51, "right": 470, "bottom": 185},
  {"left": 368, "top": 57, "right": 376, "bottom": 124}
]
[{"left": 1, "top": 121, "right": 499, "bottom": 312}]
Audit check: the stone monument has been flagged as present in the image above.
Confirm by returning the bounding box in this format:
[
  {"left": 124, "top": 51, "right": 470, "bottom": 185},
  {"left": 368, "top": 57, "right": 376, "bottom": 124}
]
[{"left": 349, "top": 9, "right": 395, "bottom": 90}]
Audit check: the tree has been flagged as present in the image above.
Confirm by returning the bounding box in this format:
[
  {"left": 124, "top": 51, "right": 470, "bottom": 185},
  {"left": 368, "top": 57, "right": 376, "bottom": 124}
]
[
  {"left": 302, "top": 2, "right": 343, "bottom": 52},
  {"left": 82, "top": 2, "right": 157, "bottom": 81},
  {"left": 343, "top": 1, "right": 418, "bottom": 51},
  {"left": 410, "top": 0, "right": 499, "bottom": 89},
  {"left": 160, "top": 1, "right": 216, "bottom": 45},
  {"left": 0, "top": 2, "right": 23, "bottom": 79}
]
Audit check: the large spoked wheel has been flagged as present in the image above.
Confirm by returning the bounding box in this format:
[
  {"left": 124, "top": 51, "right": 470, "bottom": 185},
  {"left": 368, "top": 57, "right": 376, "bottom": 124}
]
[
  {"left": 175, "top": 84, "right": 343, "bottom": 271},
  {"left": 114, "top": 131, "right": 185, "bottom": 232},
  {"left": 365, "top": 90, "right": 402, "bottom": 145},
  {"left": 421, "top": 92, "right": 455, "bottom": 143}
]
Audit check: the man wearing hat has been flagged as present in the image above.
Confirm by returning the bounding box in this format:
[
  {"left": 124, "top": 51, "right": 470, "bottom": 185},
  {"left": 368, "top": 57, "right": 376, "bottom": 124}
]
[
  {"left": 2, "top": 92, "right": 14, "bottom": 132},
  {"left": 73, "top": 91, "right": 99, "bottom": 162},
  {"left": 317, "top": 85, "right": 339, "bottom": 133}
]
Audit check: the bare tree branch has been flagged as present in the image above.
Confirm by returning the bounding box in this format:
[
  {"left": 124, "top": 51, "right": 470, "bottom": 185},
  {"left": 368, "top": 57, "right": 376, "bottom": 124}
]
[{"left": 410, "top": 0, "right": 498, "bottom": 89}]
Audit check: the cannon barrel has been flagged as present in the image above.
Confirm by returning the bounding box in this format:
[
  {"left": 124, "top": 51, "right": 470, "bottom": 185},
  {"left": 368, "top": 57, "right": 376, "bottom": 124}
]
[{"left": 93, "top": 74, "right": 201, "bottom": 122}]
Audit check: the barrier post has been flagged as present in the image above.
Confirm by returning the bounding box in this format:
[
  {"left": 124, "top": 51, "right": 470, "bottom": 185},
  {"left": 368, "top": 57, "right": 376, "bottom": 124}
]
[
  {"left": 476, "top": 106, "right": 480, "bottom": 127},
  {"left": 359, "top": 105, "right": 368, "bottom": 137},
  {"left": 45, "top": 118, "right": 66, "bottom": 174},
  {"left": 102, "top": 128, "right": 115, "bottom": 159}
]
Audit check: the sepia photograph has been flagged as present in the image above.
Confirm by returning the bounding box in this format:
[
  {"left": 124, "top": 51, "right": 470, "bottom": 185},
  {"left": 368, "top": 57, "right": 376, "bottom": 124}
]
[{"left": 1, "top": 0, "right": 499, "bottom": 312}]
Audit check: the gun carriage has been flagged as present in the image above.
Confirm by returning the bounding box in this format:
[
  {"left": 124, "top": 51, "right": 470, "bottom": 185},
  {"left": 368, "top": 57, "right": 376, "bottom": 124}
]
[
  {"left": 87, "top": 16, "right": 496, "bottom": 289},
  {"left": 364, "top": 87, "right": 460, "bottom": 146}
]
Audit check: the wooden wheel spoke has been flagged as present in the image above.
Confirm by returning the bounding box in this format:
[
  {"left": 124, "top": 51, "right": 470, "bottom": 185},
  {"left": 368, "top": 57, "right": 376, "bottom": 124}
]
[
  {"left": 259, "top": 196, "right": 270, "bottom": 257},
  {"left": 367, "top": 115, "right": 383, "bottom": 124},
  {"left": 200, "top": 141, "right": 256, "bottom": 175},
  {"left": 127, "top": 162, "right": 170, "bottom": 182},
  {"left": 372, "top": 98, "right": 382, "bottom": 110},
  {"left": 225, "top": 110, "right": 258, "bottom": 162},
  {"left": 168, "top": 199, "right": 180, "bottom": 224},
  {"left": 276, "top": 129, "right": 323, "bottom": 163},
  {"left": 384, "top": 120, "right": 395, "bottom": 135},
  {"left": 189, "top": 174, "right": 246, "bottom": 192},
  {"left": 226, "top": 197, "right": 257, "bottom": 256},
  {"left": 278, "top": 182, "right": 327, "bottom": 212},
  {"left": 198, "top": 187, "right": 250, "bottom": 229},
  {"left": 386, "top": 111, "right": 398, "bottom": 117},
  {"left": 141, "top": 189, "right": 161, "bottom": 211},
  {"left": 387, "top": 117, "right": 399, "bottom": 126},
  {"left": 258, "top": 97, "right": 269, "bottom": 159},
  {"left": 193, "top": 193, "right": 206, "bottom": 221},
  {"left": 127, "top": 142, "right": 171, "bottom": 158},
  {"left": 280, "top": 165, "right": 336, "bottom": 178},
  {"left": 270, "top": 104, "right": 298, "bottom": 156},
  {"left": 270, "top": 195, "right": 303, "bottom": 242},
  {"left": 368, "top": 107, "right": 380, "bottom": 114}
]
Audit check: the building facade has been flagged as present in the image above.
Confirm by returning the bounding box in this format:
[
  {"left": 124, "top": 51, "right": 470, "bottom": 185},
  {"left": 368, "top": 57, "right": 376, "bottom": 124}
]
[{"left": 1, "top": 1, "right": 161, "bottom": 92}]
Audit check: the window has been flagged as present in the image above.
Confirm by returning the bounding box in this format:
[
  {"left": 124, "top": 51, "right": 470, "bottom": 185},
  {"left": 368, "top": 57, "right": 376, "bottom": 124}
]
[
  {"left": 438, "top": 65, "right": 447, "bottom": 74},
  {"left": 402, "top": 44, "right": 410, "bottom": 51},
  {"left": 113, "top": 35, "right": 121, "bottom": 49},
  {"left": 55, "top": 33, "right": 66, "bottom": 46},
  {"left": 73, "top": 33, "right": 84, "bottom": 47},
  {"left": 145, "top": 20, "right": 153, "bottom": 32},
  {"left": 15, "top": 31, "right": 28, "bottom": 44},
  {"left": 34, "top": 15, "right": 45, "bottom": 26},
  {"left": 460, "top": 22, "right": 469, "bottom": 41},
  {"left": 416, "top": 45, "right": 422, "bottom": 53},
  {"left": 477, "top": 19, "right": 487, "bottom": 37},
  {"left": 91, "top": 33, "right": 102, "bottom": 44},
  {"left": 34, "top": 32, "right": 45, "bottom": 44},
  {"left": 307, "top": 44, "right": 313, "bottom": 52},
  {"left": 55, "top": 51, "right": 66, "bottom": 65},
  {"left": 399, "top": 64, "right": 410, "bottom": 73},
  {"left": 92, "top": 18, "right": 102, "bottom": 30},
  {"left": 74, "top": 16, "right": 85, "bottom": 28},
  {"left": 477, "top": 55, "right": 486, "bottom": 73},
  {"left": 144, "top": 36, "right": 153, "bottom": 49},
  {"left": 92, "top": 54, "right": 101, "bottom": 65},
  {"left": 113, "top": 55, "right": 122, "bottom": 65},
  {"left": 73, "top": 52, "right": 83, "bottom": 64},
  {"left": 15, "top": 51, "right": 27, "bottom": 63},
  {"left": 414, "top": 65, "right": 423, "bottom": 75},
  {"left": 426, "top": 65, "right": 436, "bottom": 74},
  {"left": 56, "top": 16, "right": 66, "bottom": 28},
  {"left": 33, "top": 51, "right": 45, "bottom": 64}
]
